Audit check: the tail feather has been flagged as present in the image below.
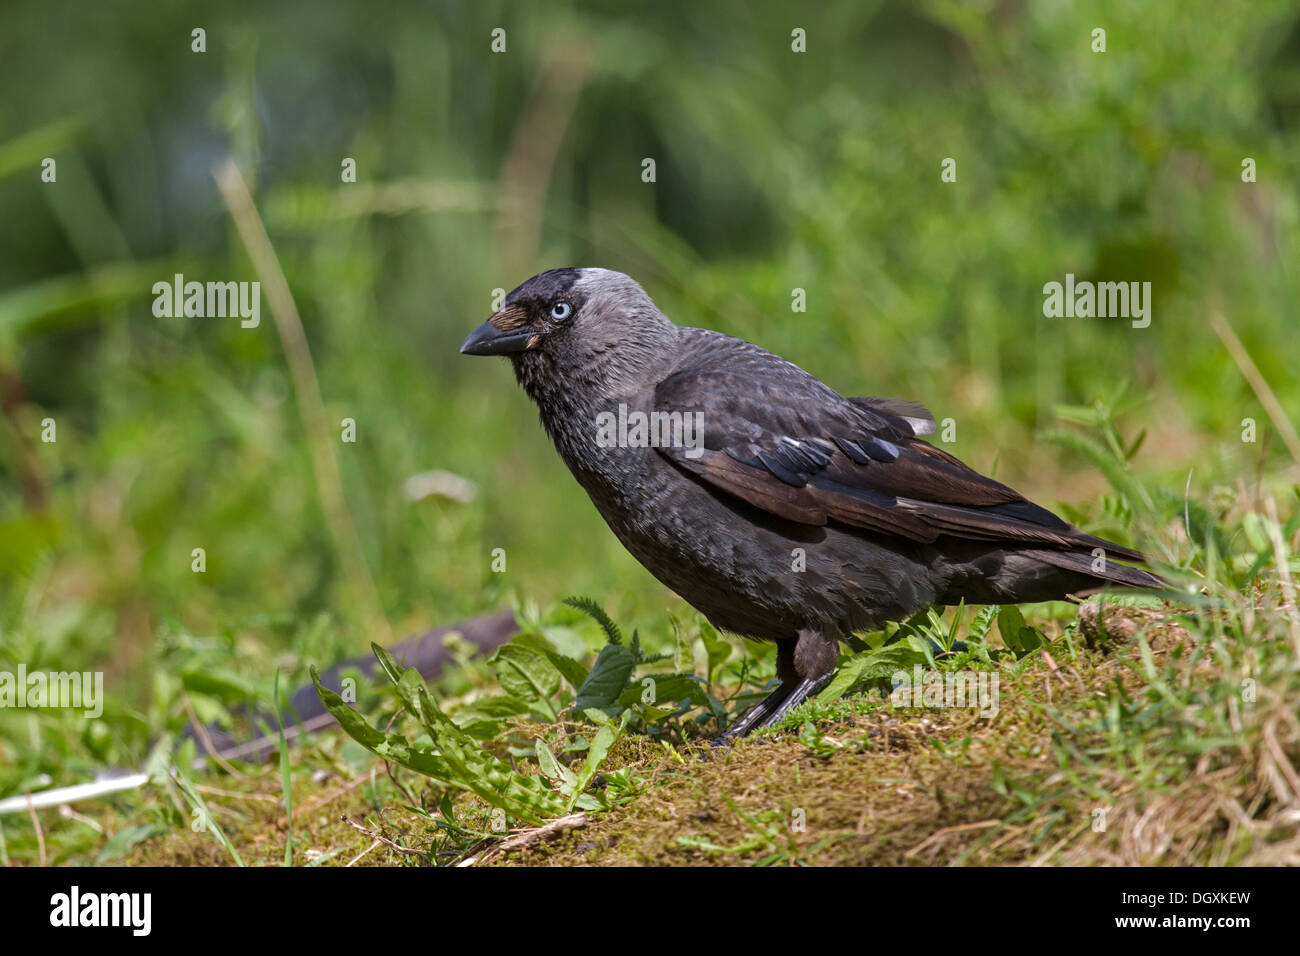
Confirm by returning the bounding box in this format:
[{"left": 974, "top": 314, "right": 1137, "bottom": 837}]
[
  {"left": 1018, "top": 547, "right": 1167, "bottom": 591},
  {"left": 933, "top": 540, "right": 1167, "bottom": 606}
]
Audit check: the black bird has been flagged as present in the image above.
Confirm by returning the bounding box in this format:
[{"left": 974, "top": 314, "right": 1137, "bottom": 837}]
[{"left": 461, "top": 268, "right": 1164, "bottom": 740}]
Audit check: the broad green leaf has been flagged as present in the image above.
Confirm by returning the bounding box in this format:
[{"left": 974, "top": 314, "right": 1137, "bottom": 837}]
[
  {"left": 617, "top": 673, "right": 708, "bottom": 708},
  {"left": 1018, "top": 626, "right": 1042, "bottom": 653},
  {"left": 573, "top": 643, "right": 637, "bottom": 711},
  {"left": 371, "top": 640, "right": 407, "bottom": 687},
  {"left": 632, "top": 702, "right": 679, "bottom": 723},
  {"left": 540, "top": 648, "right": 590, "bottom": 691},
  {"left": 817, "top": 662, "right": 865, "bottom": 704},
  {"left": 816, "top": 638, "right": 930, "bottom": 703},
  {"left": 998, "top": 605, "right": 1027, "bottom": 651}
]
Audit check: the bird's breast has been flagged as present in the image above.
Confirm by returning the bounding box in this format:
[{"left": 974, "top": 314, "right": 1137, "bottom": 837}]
[{"left": 536, "top": 394, "right": 936, "bottom": 641}]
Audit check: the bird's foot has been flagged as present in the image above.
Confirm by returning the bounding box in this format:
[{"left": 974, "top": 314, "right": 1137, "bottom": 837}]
[
  {"left": 710, "top": 670, "right": 836, "bottom": 744},
  {"left": 709, "top": 682, "right": 793, "bottom": 749},
  {"left": 752, "top": 672, "right": 836, "bottom": 732}
]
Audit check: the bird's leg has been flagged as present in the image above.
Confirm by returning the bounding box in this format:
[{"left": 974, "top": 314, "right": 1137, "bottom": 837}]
[
  {"left": 753, "top": 629, "right": 840, "bottom": 730},
  {"left": 713, "top": 630, "right": 841, "bottom": 742},
  {"left": 711, "top": 639, "right": 799, "bottom": 745}
]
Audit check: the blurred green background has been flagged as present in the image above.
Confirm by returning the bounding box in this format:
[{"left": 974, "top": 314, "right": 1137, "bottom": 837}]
[{"left": 1, "top": 0, "right": 1298, "bottom": 762}]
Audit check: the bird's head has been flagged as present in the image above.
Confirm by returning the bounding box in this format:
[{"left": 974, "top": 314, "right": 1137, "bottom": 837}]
[{"left": 459, "top": 268, "right": 679, "bottom": 399}]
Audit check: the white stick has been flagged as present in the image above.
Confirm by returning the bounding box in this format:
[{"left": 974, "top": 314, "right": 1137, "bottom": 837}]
[{"left": 0, "top": 773, "right": 149, "bottom": 815}]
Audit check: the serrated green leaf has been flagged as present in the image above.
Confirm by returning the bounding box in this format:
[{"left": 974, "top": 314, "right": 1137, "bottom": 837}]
[
  {"left": 491, "top": 643, "right": 562, "bottom": 707},
  {"left": 450, "top": 695, "right": 533, "bottom": 739},
  {"left": 969, "top": 604, "right": 1000, "bottom": 643},
  {"left": 562, "top": 596, "right": 623, "bottom": 644},
  {"left": 312, "top": 667, "right": 563, "bottom": 824}
]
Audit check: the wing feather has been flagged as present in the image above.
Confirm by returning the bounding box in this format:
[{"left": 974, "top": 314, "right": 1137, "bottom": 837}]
[{"left": 653, "top": 335, "right": 1147, "bottom": 563}]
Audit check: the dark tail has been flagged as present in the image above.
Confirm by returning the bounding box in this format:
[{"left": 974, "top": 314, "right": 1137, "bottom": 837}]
[
  {"left": 934, "top": 538, "right": 1167, "bottom": 606},
  {"left": 1019, "top": 546, "right": 1167, "bottom": 591}
]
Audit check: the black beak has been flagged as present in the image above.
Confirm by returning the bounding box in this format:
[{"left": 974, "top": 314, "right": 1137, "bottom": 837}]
[{"left": 459, "top": 311, "right": 539, "bottom": 356}]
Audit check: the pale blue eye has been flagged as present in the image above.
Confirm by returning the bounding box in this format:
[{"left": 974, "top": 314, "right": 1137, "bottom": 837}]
[{"left": 550, "top": 302, "right": 572, "bottom": 320}]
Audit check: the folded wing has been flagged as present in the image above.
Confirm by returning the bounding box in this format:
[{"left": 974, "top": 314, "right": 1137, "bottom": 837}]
[{"left": 654, "top": 336, "right": 1148, "bottom": 566}]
